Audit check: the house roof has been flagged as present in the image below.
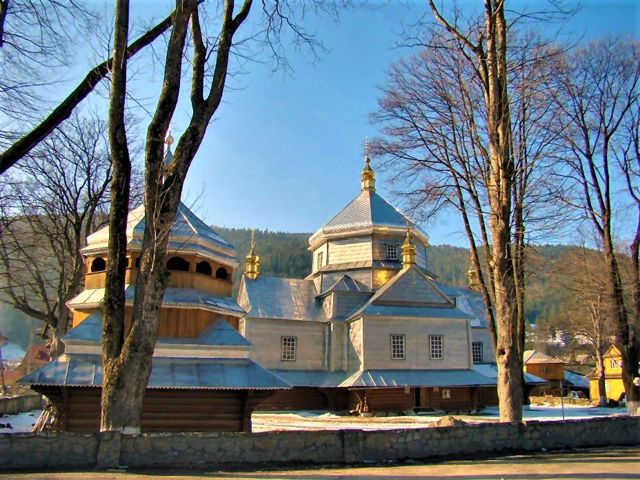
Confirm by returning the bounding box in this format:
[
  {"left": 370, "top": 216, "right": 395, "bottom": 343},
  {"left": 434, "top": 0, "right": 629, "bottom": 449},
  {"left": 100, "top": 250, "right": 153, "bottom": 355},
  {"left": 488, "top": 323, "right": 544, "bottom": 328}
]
[
  {"left": 308, "top": 189, "right": 429, "bottom": 246},
  {"left": 239, "top": 276, "right": 326, "bottom": 321},
  {"left": 0, "top": 342, "right": 26, "bottom": 364},
  {"left": 523, "top": 350, "right": 565, "bottom": 365},
  {"left": 564, "top": 370, "right": 589, "bottom": 389},
  {"left": 19, "top": 353, "right": 290, "bottom": 390},
  {"left": 473, "top": 363, "right": 548, "bottom": 385},
  {"left": 67, "top": 286, "right": 245, "bottom": 317},
  {"left": 82, "top": 202, "right": 238, "bottom": 266}
]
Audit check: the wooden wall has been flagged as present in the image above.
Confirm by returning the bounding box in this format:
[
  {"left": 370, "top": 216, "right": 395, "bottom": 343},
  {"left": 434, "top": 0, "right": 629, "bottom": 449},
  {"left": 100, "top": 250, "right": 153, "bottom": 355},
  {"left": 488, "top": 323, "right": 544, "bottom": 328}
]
[
  {"left": 72, "top": 307, "right": 239, "bottom": 337},
  {"left": 36, "top": 386, "right": 262, "bottom": 432},
  {"left": 362, "top": 317, "right": 471, "bottom": 370},
  {"left": 244, "top": 318, "right": 326, "bottom": 370},
  {"left": 524, "top": 363, "right": 564, "bottom": 382},
  {"left": 349, "top": 388, "right": 414, "bottom": 412},
  {"left": 254, "top": 388, "right": 327, "bottom": 411}
]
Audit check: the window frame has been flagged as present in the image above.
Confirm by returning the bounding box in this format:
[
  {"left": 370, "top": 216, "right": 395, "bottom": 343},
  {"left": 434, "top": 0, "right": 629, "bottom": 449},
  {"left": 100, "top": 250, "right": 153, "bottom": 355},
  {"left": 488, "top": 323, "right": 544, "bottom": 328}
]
[
  {"left": 429, "top": 335, "right": 444, "bottom": 360},
  {"left": 281, "top": 336, "right": 297, "bottom": 362},
  {"left": 390, "top": 334, "right": 406, "bottom": 360},
  {"left": 386, "top": 243, "right": 399, "bottom": 261},
  {"left": 316, "top": 251, "right": 324, "bottom": 269},
  {"left": 472, "top": 342, "right": 483, "bottom": 364}
]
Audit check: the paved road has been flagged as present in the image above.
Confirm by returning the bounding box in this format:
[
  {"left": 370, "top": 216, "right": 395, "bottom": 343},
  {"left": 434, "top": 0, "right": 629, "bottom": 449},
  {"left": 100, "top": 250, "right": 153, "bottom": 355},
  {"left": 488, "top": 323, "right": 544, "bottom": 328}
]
[{"left": 1, "top": 446, "right": 639, "bottom": 479}]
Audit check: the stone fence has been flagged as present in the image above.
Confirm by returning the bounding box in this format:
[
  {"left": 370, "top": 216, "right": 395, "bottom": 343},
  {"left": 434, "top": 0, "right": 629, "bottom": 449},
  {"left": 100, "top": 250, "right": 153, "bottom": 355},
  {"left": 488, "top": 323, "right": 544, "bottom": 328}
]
[
  {"left": 0, "top": 394, "right": 43, "bottom": 415},
  {"left": 1, "top": 416, "right": 639, "bottom": 471}
]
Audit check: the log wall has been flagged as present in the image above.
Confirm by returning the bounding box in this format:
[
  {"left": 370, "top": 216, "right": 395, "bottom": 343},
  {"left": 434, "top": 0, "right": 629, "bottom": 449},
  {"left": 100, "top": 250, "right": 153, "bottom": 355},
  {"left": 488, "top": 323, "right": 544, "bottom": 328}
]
[{"left": 36, "top": 387, "right": 256, "bottom": 433}]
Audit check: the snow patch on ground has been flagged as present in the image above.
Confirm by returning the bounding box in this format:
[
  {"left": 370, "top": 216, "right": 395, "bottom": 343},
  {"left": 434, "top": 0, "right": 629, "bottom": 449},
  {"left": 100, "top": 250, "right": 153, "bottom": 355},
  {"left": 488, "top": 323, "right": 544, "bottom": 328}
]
[
  {"left": 0, "top": 409, "right": 42, "bottom": 433},
  {"left": 252, "top": 406, "right": 628, "bottom": 432}
]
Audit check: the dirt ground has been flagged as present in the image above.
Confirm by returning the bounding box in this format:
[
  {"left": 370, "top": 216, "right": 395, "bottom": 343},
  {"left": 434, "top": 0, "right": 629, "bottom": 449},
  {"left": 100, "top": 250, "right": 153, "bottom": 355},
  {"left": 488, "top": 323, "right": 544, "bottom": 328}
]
[{"left": 1, "top": 446, "right": 639, "bottom": 479}]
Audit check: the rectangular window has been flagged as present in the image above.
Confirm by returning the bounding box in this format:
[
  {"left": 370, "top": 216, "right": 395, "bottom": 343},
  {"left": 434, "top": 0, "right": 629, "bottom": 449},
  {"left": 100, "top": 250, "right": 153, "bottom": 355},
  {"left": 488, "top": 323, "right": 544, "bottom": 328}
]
[
  {"left": 316, "top": 251, "right": 324, "bottom": 269},
  {"left": 472, "top": 342, "right": 483, "bottom": 363},
  {"left": 442, "top": 388, "right": 451, "bottom": 399},
  {"left": 386, "top": 244, "right": 398, "bottom": 261},
  {"left": 610, "top": 359, "right": 621, "bottom": 369},
  {"left": 281, "top": 336, "right": 297, "bottom": 361},
  {"left": 390, "top": 334, "right": 406, "bottom": 360},
  {"left": 430, "top": 335, "right": 444, "bottom": 360}
]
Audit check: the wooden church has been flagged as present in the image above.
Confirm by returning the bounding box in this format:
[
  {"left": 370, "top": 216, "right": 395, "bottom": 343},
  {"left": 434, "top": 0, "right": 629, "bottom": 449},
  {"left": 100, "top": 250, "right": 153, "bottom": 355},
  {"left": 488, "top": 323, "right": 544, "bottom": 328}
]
[
  {"left": 19, "top": 202, "right": 288, "bottom": 432},
  {"left": 20, "top": 148, "right": 545, "bottom": 431},
  {"left": 238, "top": 155, "right": 528, "bottom": 414}
]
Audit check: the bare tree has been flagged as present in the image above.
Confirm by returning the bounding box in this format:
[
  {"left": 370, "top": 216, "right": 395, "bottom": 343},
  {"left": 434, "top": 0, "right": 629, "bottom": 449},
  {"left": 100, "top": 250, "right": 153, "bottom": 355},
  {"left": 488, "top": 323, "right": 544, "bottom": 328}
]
[
  {"left": 102, "top": 0, "right": 330, "bottom": 432},
  {"left": 0, "top": 6, "right": 175, "bottom": 175},
  {"left": 372, "top": 3, "right": 562, "bottom": 422},
  {"left": 555, "top": 247, "right": 615, "bottom": 406},
  {"left": 0, "top": 113, "right": 113, "bottom": 355},
  {"left": 552, "top": 38, "right": 640, "bottom": 414}
]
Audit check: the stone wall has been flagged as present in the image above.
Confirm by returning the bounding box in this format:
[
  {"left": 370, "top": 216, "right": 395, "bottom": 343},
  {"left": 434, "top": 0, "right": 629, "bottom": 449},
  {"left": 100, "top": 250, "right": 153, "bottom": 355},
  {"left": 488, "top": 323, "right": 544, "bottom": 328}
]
[
  {"left": 0, "top": 394, "right": 43, "bottom": 415},
  {"left": 1, "top": 416, "right": 639, "bottom": 471}
]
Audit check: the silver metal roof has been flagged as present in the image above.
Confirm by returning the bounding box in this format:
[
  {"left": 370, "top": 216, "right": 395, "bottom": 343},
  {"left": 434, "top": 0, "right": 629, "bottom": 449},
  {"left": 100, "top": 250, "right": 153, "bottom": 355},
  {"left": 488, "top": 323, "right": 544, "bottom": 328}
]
[
  {"left": 64, "top": 313, "right": 251, "bottom": 347},
  {"left": 159, "top": 319, "right": 251, "bottom": 347},
  {"left": 63, "top": 312, "right": 102, "bottom": 342},
  {"left": 438, "top": 285, "right": 488, "bottom": 328},
  {"left": 355, "top": 304, "right": 472, "bottom": 320},
  {"left": 270, "top": 370, "right": 351, "bottom": 388},
  {"left": 239, "top": 276, "right": 326, "bottom": 321},
  {"left": 348, "top": 266, "right": 466, "bottom": 320},
  {"left": 323, "top": 275, "right": 372, "bottom": 295},
  {"left": 473, "top": 364, "right": 548, "bottom": 385},
  {"left": 343, "top": 368, "right": 497, "bottom": 388},
  {"left": 309, "top": 190, "right": 429, "bottom": 246},
  {"left": 564, "top": 370, "right": 589, "bottom": 388},
  {"left": 83, "top": 202, "right": 237, "bottom": 263},
  {"left": 68, "top": 286, "right": 245, "bottom": 317},
  {"left": 19, "top": 353, "right": 290, "bottom": 390},
  {"left": 272, "top": 368, "right": 499, "bottom": 388}
]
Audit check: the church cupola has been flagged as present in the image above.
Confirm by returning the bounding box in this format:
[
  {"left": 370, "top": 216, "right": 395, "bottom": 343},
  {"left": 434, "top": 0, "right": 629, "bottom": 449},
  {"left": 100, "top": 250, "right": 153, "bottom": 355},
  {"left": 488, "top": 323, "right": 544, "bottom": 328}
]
[
  {"left": 361, "top": 155, "right": 376, "bottom": 192},
  {"left": 163, "top": 130, "right": 174, "bottom": 167},
  {"left": 244, "top": 230, "right": 260, "bottom": 280},
  {"left": 401, "top": 228, "right": 416, "bottom": 269},
  {"left": 467, "top": 252, "right": 481, "bottom": 291}
]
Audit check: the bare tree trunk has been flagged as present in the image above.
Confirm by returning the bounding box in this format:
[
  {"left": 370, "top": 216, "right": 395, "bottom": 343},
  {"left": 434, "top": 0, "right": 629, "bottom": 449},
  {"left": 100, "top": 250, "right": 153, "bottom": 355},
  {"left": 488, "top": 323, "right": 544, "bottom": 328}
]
[
  {"left": 484, "top": 0, "right": 522, "bottom": 423},
  {"left": 101, "top": 0, "right": 134, "bottom": 433},
  {"left": 596, "top": 350, "right": 607, "bottom": 407}
]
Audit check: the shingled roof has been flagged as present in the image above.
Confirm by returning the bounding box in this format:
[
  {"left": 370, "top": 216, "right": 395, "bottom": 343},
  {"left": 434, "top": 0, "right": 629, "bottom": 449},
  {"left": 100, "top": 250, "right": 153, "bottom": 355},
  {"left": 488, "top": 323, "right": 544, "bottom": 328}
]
[
  {"left": 82, "top": 202, "right": 237, "bottom": 266},
  {"left": 309, "top": 190, "right": 429, "bottom": 246}
]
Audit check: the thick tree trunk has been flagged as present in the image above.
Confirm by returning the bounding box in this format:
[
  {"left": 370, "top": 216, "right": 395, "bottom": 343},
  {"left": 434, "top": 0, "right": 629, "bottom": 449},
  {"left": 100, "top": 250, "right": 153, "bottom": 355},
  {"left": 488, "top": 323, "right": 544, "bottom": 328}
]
[
  {"left": 602, "top": 229, "right": 640, "bottom": 414},
  {"left": 101, "top": 0, "right": 133, "bottom": 433},
  {"left": 485, "top": 0, "right": 522, "bottom": 423},
  {"left": 595, "top": 353, "right": 607, "bottom": 407}
]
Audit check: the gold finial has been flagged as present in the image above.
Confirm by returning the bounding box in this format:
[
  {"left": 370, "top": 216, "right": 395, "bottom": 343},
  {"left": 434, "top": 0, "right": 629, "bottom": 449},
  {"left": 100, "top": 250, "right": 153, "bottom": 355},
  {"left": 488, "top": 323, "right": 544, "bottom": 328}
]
[
  {"left": 245, "top": 229, "right": 260, "bottom": 280},
  {"left": 361, "top": 140, "right": 376, "bottom": 192},
  {"left": 401, "top": 227, "right": 416, "bottom": 269},
  {"left": 467, "top": 250, "right": 481, "bottom": 291},
  {"left": 165, "top": 130, "right": 174, "bottom": 147}
]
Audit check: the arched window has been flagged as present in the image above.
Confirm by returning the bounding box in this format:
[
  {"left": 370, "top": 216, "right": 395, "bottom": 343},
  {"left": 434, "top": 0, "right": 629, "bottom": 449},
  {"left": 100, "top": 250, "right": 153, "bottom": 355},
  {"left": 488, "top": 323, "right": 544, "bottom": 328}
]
[
  {"left": 196, "top": 261, "right": 212, "bottom": 276},
  {"left": 90, "top": 257, "right": 106, "bottom": 272},
  {"left": 167, "top": 256, "right": 189, "bottom": 272},
  {"left": 215, "top": 267, "right": 228, "bottom": 280}
]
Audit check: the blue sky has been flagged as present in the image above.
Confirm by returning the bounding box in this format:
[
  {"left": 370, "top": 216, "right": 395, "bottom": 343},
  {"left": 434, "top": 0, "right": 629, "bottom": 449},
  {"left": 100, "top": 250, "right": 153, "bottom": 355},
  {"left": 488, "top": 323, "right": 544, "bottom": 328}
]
[{"left": 87, "top": 1, "right": 640, "bottom": 245}]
